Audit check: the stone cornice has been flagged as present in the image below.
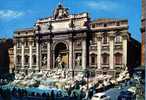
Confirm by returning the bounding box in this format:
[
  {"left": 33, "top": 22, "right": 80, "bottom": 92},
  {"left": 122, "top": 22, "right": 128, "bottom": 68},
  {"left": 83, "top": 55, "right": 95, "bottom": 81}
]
[
  {"left": 15, "top": 28, "right": 35, "bottom": 33},
  {"left": 68, "top": 34, "right": 74, "bottom": 40},
  {"left": 91, "top": 25, "right": 128, "bottom": 32},
  {"left": 35, "top": 27, "right": 89, "bottom": 35},
  {"left": 37, "top": 12, "right": 88, "bottom": 23},
  {"left": 14, "top": 34, "right": 35, "bottom": 38}
]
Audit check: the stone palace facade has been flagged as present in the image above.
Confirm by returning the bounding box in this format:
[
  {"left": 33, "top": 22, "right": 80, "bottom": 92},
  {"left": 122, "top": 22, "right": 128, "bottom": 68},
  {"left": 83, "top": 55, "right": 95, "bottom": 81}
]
[{"left": 13, "top": 4, "right": 140, "bottom": 77}]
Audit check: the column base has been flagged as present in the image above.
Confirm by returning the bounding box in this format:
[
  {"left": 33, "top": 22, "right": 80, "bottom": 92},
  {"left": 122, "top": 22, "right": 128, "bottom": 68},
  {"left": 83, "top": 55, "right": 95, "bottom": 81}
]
[
  {"left": 35, "top": 68, "right": 39, "bottom": 70},
  {"left": 109, "top": 66, "right": 114, "bottom": 70},
  {"left": 28, "top": 68, "right": 32, "bottom": 70}
]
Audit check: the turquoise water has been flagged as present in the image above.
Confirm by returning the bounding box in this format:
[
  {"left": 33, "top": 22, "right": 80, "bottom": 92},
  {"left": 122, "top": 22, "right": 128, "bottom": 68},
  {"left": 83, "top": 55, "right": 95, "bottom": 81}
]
[{"left": 1, "top": 82, "right": 68, "bottom": 96}]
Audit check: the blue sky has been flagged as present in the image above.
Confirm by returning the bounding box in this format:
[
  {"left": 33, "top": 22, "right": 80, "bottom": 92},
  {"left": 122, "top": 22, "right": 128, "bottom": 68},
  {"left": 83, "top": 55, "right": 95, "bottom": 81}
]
[{"left": 0, "top": 0, "right": 141, "bottom": 42}]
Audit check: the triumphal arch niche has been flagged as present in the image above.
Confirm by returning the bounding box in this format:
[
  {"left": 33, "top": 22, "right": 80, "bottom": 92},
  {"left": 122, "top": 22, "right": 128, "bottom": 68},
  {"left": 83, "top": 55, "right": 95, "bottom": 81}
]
[
  {"left": 35, "top": 4, "right": 90, "bottom": 71},
  {"left": 53, "top": 41, "right": 69, "bottom": 69}
]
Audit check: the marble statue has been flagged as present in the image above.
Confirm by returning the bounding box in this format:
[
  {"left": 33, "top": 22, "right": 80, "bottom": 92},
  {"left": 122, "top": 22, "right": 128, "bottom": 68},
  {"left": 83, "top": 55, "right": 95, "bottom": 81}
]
[
  {"left": 76, "top": 55, "right": 81, "bottom": 66},
  {"left": 42, "top": 56, "right": 47, "bottom": 66},
  {"left": 56, "top": 54, "right": 62, "bottom": 69},
  {"left": 54, "top": 4, "right": 69, "bottom": 19}
]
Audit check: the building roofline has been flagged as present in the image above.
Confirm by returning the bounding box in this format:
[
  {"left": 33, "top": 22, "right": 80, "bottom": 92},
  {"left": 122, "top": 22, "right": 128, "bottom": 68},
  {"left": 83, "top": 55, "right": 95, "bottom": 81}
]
[
  {"left": 92, "top": 18, "right": 128, "bottom": 23},
  {"left": 38, "top": 12, "right": 89, "bottom": 22},
  {"left": 14, "top": 27, "right": 35, "bottom": 33}
]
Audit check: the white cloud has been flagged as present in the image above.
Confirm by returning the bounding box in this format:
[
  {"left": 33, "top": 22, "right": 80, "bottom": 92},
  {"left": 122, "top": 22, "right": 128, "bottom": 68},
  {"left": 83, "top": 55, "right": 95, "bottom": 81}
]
[
  {"left": 85, "top": 1, "right": 120, "bottom": 12},
  {"left": 0, "top": 10, "right": 24, "bottom": 20}
]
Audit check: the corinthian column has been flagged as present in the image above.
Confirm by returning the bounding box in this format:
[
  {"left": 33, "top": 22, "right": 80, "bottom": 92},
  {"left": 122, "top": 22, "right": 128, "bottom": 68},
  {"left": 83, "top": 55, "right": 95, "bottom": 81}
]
[
  {"left": 21, "top": 40, "right": 24, "bottom": 69},
  {"left": 47, "top": 41, "right": 51, "bottom": 70},
  {"left": 29, "top": 40, "right": 32, "bottom": 69},
  {"left": 69, "top": 40, "right": 73, "bottom": 70},
  {"left": 122, "top": 33, "right": 128, "bottom": 67},
  {"left": 82, "top": 37, "right": 87, "bottom": 70},
  {"left": 13, "top": 40, "right": 17, "bottom": 67},
  {"left": 109, "top": 32, "right": 114, "bottom": 69},
  {"left": 96, "top": 34, "right": 102, "bottom": 69},
  {"left": 36, "top": 42, "right": 39, "bottom": 70}
]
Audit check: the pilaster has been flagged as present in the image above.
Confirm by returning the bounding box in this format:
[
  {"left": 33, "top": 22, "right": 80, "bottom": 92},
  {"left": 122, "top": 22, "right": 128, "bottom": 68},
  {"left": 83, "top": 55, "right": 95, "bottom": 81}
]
[
  {"left": 122, "top": 31, "right": 128, "bottom": 67},
  {"left": 47, "top": 41, "right": 51, "bottom": 70},
  {"left": 21, "top": 39, "right": 24, "bottom": 69},
  {"left": 96, "top": 33, "right": 102, "bottom": 69},
  {"left": 109, "top": 31, "right": 115, "bottom": 69},
  {"left": 29, "top": 39, "right": 33, "bottom": 69},
  {"left": 69, "top": 40, "right": 73, "bottom": 70},
  {"left": 13, "top": 39, "right": 17, "bottom": 68},
  {"left": 36, "top": 41, "right": 39, "bottom": 70},
  {"left": 82, "top": 36, "right": 87, "bottom": 70}
]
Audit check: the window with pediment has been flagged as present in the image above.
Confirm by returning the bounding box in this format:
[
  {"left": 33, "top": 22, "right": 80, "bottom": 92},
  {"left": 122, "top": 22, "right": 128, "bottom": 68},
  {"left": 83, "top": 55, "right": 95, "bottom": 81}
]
[
  {"left": 101, "top": 53, "right": 109, "bottom": 65},
  {"left": 102, "top": 33, "right": 108, "bottom": 44},
  {"left": 91, "top": 54, "right": 97, "bottom": 65},
  {"left": 114, "top": 53, "right": 122, "bottom": 65},
  {"left": 17, "top": 55, "right": 21, "bottom": 64},
  {"left": 32, "top": 55, "right": 36, "bottom": 65},
  {"left": 17, "top": 41, "right": 21, "bottom": 48},
  {"left": 24, "top": 55, "right": 29, "bottom": 64},
  {"left": 25, "top": 41, "right": 29, "bottom": 47},
  {"left": 115, "top": 33, "right": 121, "bottom": 43}
]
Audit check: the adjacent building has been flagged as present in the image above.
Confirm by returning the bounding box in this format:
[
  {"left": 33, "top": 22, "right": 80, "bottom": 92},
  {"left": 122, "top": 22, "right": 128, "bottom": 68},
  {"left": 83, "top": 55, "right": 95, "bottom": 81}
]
[
  {"left": 91, "top": 19, "right": 141, "bottom": 77},
  {"left": 13, "top": 4, "right": 140, "bottom": 78},
  {"left": 141, "top": 0, "right": 146, "bottom": 65},
  {"left": 0, "top": 38, "right": 13, "bottom": 74},
  {"left": 8, "top": 48, "right": 14, "bottom": 73}
]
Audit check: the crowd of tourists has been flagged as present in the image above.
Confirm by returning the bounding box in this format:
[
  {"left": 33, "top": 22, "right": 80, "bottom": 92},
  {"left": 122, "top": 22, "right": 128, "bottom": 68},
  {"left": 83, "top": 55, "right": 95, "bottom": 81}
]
[
  {"left": 0, "top": 87, "right": 67, "bottom": 100},
  {"left": 0, "top": 73, "right": 14, "bottom": 85},
  {"left": 0, "top": 81, "right": 87, "bottom": 100},
  {"left": 0, "top": 72, "right": 116, "bottom": 100}
]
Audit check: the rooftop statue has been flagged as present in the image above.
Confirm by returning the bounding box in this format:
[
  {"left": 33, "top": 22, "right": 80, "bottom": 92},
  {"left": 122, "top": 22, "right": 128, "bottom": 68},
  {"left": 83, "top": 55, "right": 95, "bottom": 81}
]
[{"left": 53, "top": 4, "right": 69, "bottom": 19}]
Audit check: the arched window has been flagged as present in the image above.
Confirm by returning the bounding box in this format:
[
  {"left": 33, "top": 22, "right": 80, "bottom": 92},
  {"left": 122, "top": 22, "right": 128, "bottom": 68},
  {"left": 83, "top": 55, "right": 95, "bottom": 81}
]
[
  {"left": 114, "top": 53, "right": 122, "bottom": 65},
  {"left": 32, "top": 55, "right": 36, "bottom": 65},
  {"left": 17, "top": 55, "right": 21, "bottom": 64},
  {"left": 25, "top": 55, "right": 29, "bottom": 64},
  {"left": 102, "top": 33, "right": 108, "bottom": 44},
  {"left": 91, "top": 54, "right": 97, "bottom": 65},
  {"left": 102, "top": 53, "right": 109, "bottom": 65},
  {"left": 115, "top": 34, "right": 121, "bottom": 43}
]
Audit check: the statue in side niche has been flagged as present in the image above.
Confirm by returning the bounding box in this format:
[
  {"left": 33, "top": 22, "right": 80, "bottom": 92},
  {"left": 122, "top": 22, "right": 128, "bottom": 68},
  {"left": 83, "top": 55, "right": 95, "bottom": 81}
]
[
  {"left": 76, "top": 54, "right": 81, "bottom": 67},
  {"left": 56, "top": 54, "right": 62, "bottom": 69},
  {"left": 42, "top": 55, "right": 47, "bottom": 66}
]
